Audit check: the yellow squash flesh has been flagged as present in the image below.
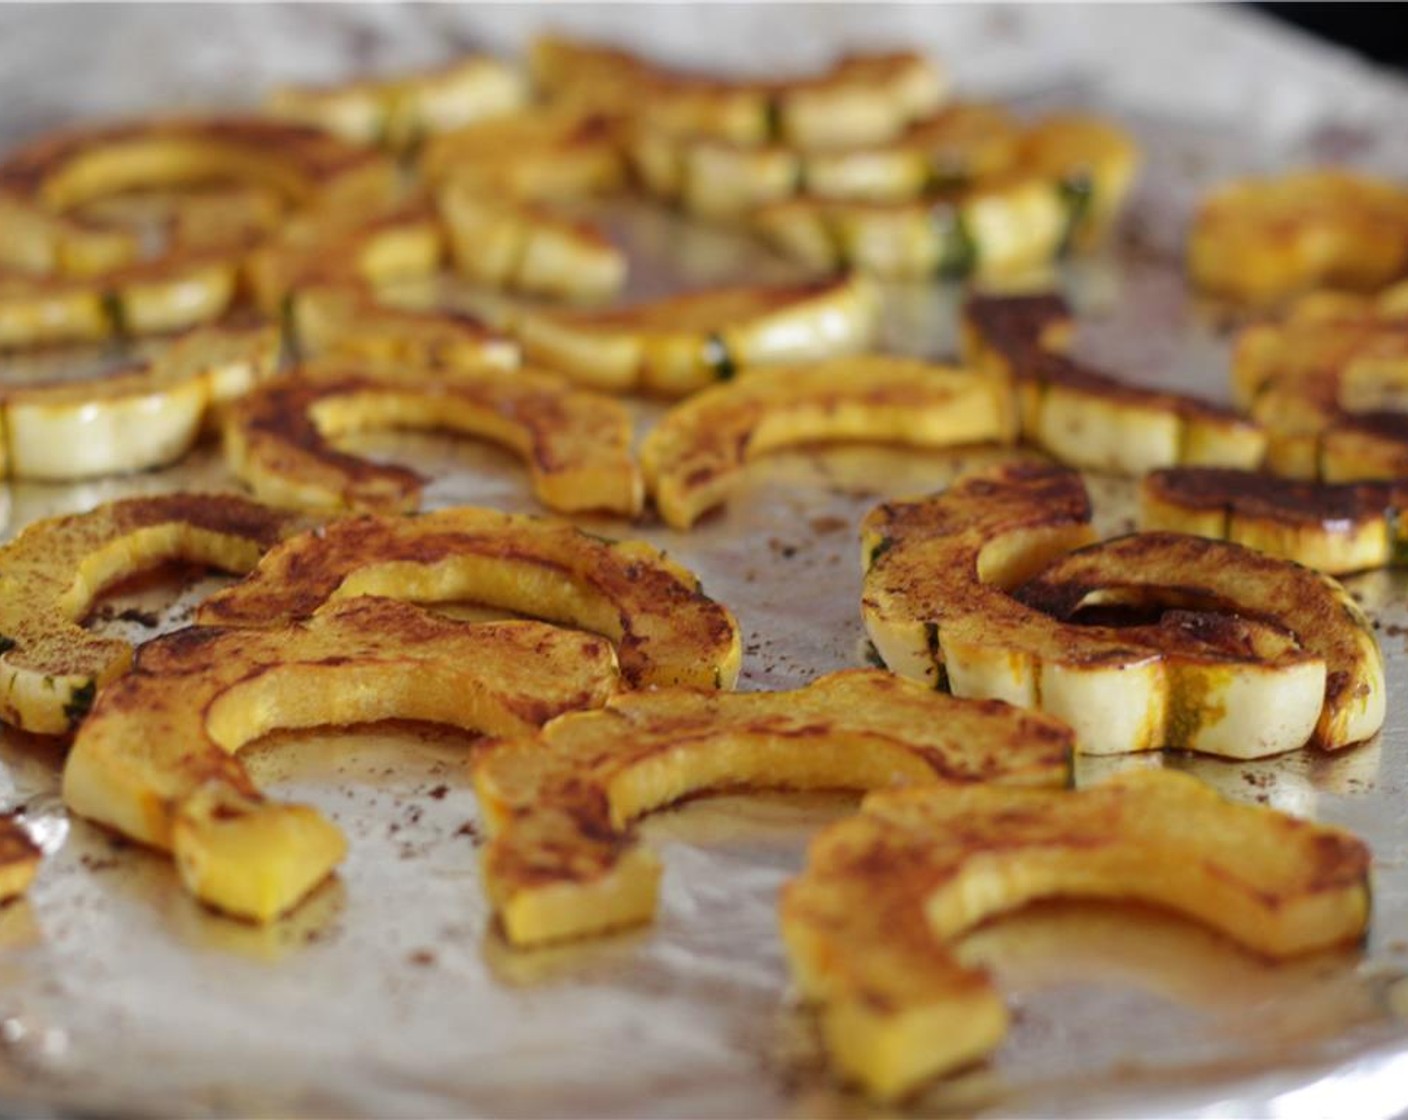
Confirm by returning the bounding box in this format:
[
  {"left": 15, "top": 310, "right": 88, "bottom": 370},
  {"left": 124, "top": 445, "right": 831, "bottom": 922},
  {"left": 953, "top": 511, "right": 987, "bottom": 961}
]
[
  {"left": 473, "top": 669, "right": 1073, "bottom": 946},
  {"left": 197, "top": 506, "right": 741, "bottom": 690},
  {"left": 640, "top": 355, "right": 1016, "bottom": 529},
  {"left": 62, "top": 598, "right": 620, "bottom": 922},
  {"left": 782, "top": 768, "right": 1371, "bottom": 1100},
  {"left": 0, "top": 493, "right": 296, "bottom": 734}
]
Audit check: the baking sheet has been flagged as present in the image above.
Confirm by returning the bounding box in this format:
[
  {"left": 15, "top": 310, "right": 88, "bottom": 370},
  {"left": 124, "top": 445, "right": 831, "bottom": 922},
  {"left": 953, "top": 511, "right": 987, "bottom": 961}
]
[{"left": 3, "top": 5, "right": 1408, "bottom": 1117}]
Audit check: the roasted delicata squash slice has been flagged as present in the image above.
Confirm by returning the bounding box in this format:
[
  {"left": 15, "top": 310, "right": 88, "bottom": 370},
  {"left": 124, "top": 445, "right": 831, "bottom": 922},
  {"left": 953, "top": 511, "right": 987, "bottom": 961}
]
[
  {"left": 1189, "top": 169, "right": 1408, "bottom": 306},
  {"left": 640, "top": 356, "right": 1015, "bottom": 529},
  {"left": 0, "top": 117, "right": 395, "bottom": 347},
  {"left": 861, "top": 462, "right": 1384, "bottom": 755},
  {"left": 420, "top": 107, "right": 628, "bottom": 201},
  {"left": 289, "top": 282, "right": 519, "bottom": 373},
  {"left": 515, "top": 274, "right": 880, "bottom": 396},
  {"left": 265, "top": 55, "right": 527, "bottom": 151},
  {"left": 0, "top": 493, "right": 296, "bottom": 735},
  {"left": 631, "top": 103, "right": 1024, "bottom": 220},
  {"left": 1231, "top": 285, "right": 1408, "bottom": 479},
  {"left": 963, "top": 292, "right": 1266, "bottom": 473},
  {"left": 2, "top": 321, "right": 279, "bottom": 481},
  {"left": 754, "top": 115, "right": 1138, "bottom": 280},
  {"left": 437, "top": 181, "right": 626, "bottom": 300},
  {"left": 1141, "top": 467, "right": 1408, "bottom": 576},
  {"left": 62, "top": 598, "right": 620, "bottom": 921},
  {"left": 781, "top": 768, "right": 1371, "bottom": 1101},
  {"left": 222, "top": 364, "right": 643, "bottom": 516},
  {"left": 531, "top": 35, "right": 946, "bottom": 149},
  {"left": 473, "top": 669, "right": 1072, "bottom": 946},
  {"left": 197, "top": 507, "right": 741, "bottom": 690}
]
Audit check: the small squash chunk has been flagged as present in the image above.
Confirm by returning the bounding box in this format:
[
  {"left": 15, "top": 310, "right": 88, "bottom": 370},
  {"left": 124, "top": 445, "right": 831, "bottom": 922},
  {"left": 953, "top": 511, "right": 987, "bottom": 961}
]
[
  {"left": 640, "top": 356, "right": 1016, "bottom": 529},
  {"left": 0, "top": 493, "right": 297, "bottom": 735},
  {"left": 3, "top": 321, "right": 279, "bottom": 481},
  {"left": 473, "top": 669, "right": 1073, "bottom": 946},
  {"left": 962, "top": 292, "right": 1265, "bottom": 473},
  {"left": 1189, "top": 169, "right": 1408, "bottom": 306},
  {"left": 437, "top": 182, "right": 626, "bottom": 300},
  {"left": 420, "top": 107, "right": 628, "bottom": 201},
  {"left": 782, "top": 768, "right": 1371, "bottom": 1101},
  {"left": 221, "top": 365, "right": 643, "bottom": 517},
  {"left": 1141, "top": 467, "right": 1408, "bottom": 576},
  {"left": 62, "top": 598, "right": 620, "bottom": 922},
  {"left": 860, "top": 462, "right": 1377, "bottom": 756},
  {"left": 265, "top": 55, "right": 527, "bottom": 152},
  {"left": 197, "top": 507, "right": 741, "bottom": 691},
  {"left": 515, "top": 274, "right": 880, "bottom": 397}
]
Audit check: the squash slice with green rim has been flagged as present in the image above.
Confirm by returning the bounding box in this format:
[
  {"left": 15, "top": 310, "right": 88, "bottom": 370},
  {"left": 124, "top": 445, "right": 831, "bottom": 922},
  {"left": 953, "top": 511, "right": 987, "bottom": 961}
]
[
  {"left": 641, "top": 355, "right": 1015, "bottom": 529},
  {"left": 472, "top": 669, "right": 1072, "bottom": 946},
  {"left": 197, "top": 506, "right": 741, "bottom": 691},
  {"left": 515, "top": 274, "right": 880, "bottom": 397},
  {"left": 0, "top": 493, "right": 297, "bottom": 735},
  {"left": 860, "top": 462, "right": 1380, "bottom": 755},
  {"left": 62, "top": 598, "right": 620, "bottom": 922},
  {"left": 781, "top": 768, "right": 1371, "bottom": 1101}
]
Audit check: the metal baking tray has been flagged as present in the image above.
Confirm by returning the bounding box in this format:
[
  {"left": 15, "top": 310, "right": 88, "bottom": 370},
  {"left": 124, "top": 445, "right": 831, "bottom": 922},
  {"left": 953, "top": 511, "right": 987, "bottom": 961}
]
[{"left": 3, "top": 6, "right": 1408, "bottom": 1117}]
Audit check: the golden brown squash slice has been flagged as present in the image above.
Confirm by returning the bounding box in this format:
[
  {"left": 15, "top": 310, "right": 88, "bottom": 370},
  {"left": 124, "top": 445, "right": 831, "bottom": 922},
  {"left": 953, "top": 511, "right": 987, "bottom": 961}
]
[
  {"left": 862, "top": 462, "right": 1381, "bottom": 755},
  {"left": 473, "top": 669, "right": 1072, "bottom": 946},
  {"left": 0, "top": 118, "right": 396, "bottom": 347},
  {"left": 1189, "top": 169, "right": 1408, "bottom": 306},
  {"left": 437, "top": 182, "right": 626, "bottom": 300},
  {"left": 0, "top": 824, "right": 41, "bottom": 907},
  {"left": 221, "top": 364, "right": 643, "bottom": 516},
  {"left": 640, "top": 356, "right": 1016, "bottom": 529},
  {"left": 196, "top": 506, "right": 741, "bottom": 690},
  {"left": 265, "top": 55, "right": 527, "bottom": 151},
  {"left": 0, "top": 493, "right": 297, "bottom": 735},
  {"left": 2, "top": 321, "right": 279, "bottom": 481},
  {"left": 963, "top": 292, "right": 1266, "bottom": 473},
  {"left": 1140, "top": 467, "right": 1408, "bottom": 576},
  {"left": 419, "top": 107, "right": 628, "bottom": 201},
  {"left": 515, "top": 274, "right": 880, "bottom": 396},
  {"left": 62, "top": 597, "right": 620, "bottom": 922},
  {"left": 781, "top": 768, "right": 1371, "bottom": 1100}
]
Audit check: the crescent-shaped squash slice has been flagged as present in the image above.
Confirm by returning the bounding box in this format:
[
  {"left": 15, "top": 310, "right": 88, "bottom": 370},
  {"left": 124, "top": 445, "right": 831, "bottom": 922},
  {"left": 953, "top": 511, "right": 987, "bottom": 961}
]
[
  {"left": 290, "top": 283, "right": 520, "bottom": 373},
  {"left": 419, "top": 107, "right": 628, "bottom": 201},
  {"left": 196, "top": 507, "right": 741, "bottom": 690},
  {"left": 861, "top": 462, "right": 1380, "bottom": 756},
  {"left": 515, "top": 274, "right": 880, "bottom": 397},
  {"left": 472, "top": 669, "right": 1073, "bottom": 946},
  {"left": 221, "top": 364, "right": 643, "bottom": 516},
  {"left": 1014, "top": 530, "right": 1385, "bottom": 751},
  {"left": 1231, "top": 286, "right": 1408, "bottom": 479},
  {"left": 781, "top": 768, "right": 1371, "bottom": 1100},
  {"left": 2, "top": 321, "right": 279, "bottom": 481},
  {"left": 0, "top": 118, "right": 395, "bottom": 347},
  {"left": 62, "top": 597, "right": 620, "bottom": 922},
  {"left": 0, "top": 493, "right": 297, "bottom": 735},
  {"left": 437, "top": 182, "right": 626, "bottom": 300},
  {"left": 631, "top": 103, "right": 1023, "bottom": 220},
  {"left": 963, "top": 292, "right": 1266, "bottom": 473},
  {"left": 1189, "top": 169, "right": 1408, "bottom": 306},
  {"left": 1140, "top": 467, "right": 1408, "bottom": 576},
  {"left": 640, "top": 356, "right": 1015, "bottom": 529},
  {"left": 265, "top": 55, "right": 527, "bottom": 151}
]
